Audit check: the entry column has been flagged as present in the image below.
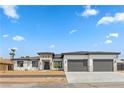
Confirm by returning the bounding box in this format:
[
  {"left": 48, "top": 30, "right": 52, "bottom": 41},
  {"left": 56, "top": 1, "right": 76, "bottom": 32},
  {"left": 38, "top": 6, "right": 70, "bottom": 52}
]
[
  {"left": 88, "top": 58, "right": 93, "bottom": 72},
  {"left": 39, "top": 59, "right": 43, "bottom": 70},
  {"left": 113, "top": 58, "right": 117, "bottom": 71}
]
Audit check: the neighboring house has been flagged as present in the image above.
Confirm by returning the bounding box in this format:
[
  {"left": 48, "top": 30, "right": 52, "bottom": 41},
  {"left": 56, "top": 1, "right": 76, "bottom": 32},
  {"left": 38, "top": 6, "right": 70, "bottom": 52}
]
[
  {"left": 117, "top": 59, "right": 124, "bottom": 71},
  {"left": 0, "top": 59, "right": 14, "bottom": 71},
  {"left": 12, "top": 51, "right": 120, "bottom": 72}
]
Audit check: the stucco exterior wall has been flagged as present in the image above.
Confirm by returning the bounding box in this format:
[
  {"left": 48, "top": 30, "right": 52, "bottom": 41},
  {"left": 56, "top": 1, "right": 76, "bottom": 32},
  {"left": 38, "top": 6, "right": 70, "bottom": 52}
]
[{"left": 14, "top": 60, "right": 39, "bottom": 71}]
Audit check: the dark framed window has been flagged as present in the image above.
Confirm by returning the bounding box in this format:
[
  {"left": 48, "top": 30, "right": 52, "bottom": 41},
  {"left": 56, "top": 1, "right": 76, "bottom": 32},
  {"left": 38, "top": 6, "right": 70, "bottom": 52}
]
[
  {"left": 32, "top": 61, "right": 38, "bottom": 67},
  {"left": 17, "top": 61, "right": 23, "bottom": 67},
  {"left": 54, "top": 61, "right": 62, "bottom": 68}
]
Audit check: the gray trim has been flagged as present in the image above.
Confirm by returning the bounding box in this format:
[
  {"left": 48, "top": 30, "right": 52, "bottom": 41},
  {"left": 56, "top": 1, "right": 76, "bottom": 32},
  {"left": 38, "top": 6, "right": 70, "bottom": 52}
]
[
  {"left": 37, "top": 52, "right": 54, "bottom": 55},
  {"left": 12, "top": 57, "right": 39, "bottom": 61}
]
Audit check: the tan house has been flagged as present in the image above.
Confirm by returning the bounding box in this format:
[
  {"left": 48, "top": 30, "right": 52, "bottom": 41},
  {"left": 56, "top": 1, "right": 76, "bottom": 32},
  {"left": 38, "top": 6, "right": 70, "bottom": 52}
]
[{"left": 0, "top": 59, "right": 14, "bottom": 71}]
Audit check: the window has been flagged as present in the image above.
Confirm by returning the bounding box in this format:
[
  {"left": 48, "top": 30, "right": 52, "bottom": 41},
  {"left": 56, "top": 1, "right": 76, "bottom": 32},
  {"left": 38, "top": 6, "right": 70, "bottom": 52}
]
[
  {"left": 54, "top": 61, "right": 62, "bottom": 68},
  {"left": 17, "top": 61, "right": 23, "bottom": 67},
  {"left": 32, "top": 61, "right": 38, "bottom": 67}
]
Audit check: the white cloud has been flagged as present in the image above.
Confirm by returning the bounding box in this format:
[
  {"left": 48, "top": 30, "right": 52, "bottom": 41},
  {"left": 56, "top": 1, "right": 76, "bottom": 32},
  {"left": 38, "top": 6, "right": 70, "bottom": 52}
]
[
  {"left": 105, "top": 39, "right": 112, "bottom": 44},
  {"left": 97, "top": 17, "right": 114, "bottom": 25},
  {"left": 13, "top": 35, "right": 25, "bottom": 41},
  {"left": 97, "top": 12, "right": 124, "bottom": 25},
  {"left": 49, "top": 44, "right": 55, "bottom": 49},
  {"left": 69, "top": 30, "right": 77, "bottom": 34},
  {"left": 0, "top": 5, "right": 19, "bottom": 19},
  {"left": 2, "top": 34, "right": 8, "bottom": 38},
  {"left": 81, "top": 5, "right": 98, "bottom": 17},
  {"left": 106, "top": 33, "right": 119, "bottom": 38}
]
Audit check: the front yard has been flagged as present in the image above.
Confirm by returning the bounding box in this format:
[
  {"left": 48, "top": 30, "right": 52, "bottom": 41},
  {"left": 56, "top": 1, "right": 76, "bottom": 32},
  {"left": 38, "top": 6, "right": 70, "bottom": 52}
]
[
  {"left": 0, "top": 70, "right": 67, "bottom": 84},
  {"left": 0, "top": 70, "right": 65, "bottom": 75}
]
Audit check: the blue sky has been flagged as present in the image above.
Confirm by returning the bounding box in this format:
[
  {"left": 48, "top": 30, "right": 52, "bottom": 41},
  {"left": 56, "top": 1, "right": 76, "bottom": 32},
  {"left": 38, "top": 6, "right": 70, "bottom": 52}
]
[{"left": 0, "top": 5, "right": 124, "bottom": 58}]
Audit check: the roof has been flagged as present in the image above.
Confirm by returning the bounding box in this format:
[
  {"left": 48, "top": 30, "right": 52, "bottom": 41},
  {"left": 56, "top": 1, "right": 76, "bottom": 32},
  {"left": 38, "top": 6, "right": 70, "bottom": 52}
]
[
  {"left": 12, "top": 56, "right": 40, "bottom": 60},
  {"left": 54, "top": 54, "right": 62, "bottom": 59},
  {"left": 62, "top": 51, "right": 120, "bottom": 55},
  {"left": 37, "top": 52, "right": 54, "bottom": 55},
  {"left": 0, "top": 59, "right": 14, "bottom": 64}
]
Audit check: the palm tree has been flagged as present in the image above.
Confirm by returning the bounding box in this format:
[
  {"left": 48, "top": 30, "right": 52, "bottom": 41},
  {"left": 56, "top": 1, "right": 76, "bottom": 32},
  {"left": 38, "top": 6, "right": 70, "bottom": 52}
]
[{"left": 9, "top": 49, "right": 16, "bottom": 59}]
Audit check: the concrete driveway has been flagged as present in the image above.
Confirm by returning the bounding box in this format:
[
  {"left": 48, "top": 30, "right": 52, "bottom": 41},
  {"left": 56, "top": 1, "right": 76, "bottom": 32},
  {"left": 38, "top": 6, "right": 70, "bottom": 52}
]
[{"left": 65, "top": 72, "right": 124, "bottom": 83}]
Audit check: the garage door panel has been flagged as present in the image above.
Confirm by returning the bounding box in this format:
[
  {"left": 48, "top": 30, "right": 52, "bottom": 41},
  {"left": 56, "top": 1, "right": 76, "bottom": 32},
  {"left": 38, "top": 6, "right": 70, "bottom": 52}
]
[
  {"left": 68, "top": 60, "right": 88, "bottom": 72},
  {"left": 93, "top": 59, "right": 113, "bottom": 71}
]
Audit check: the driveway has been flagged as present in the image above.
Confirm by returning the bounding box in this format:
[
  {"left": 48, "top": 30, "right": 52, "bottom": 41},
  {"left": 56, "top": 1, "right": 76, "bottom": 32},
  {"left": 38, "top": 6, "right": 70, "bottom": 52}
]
[{"left": 65, "top": 72, "right": 124, "bottom": 83}]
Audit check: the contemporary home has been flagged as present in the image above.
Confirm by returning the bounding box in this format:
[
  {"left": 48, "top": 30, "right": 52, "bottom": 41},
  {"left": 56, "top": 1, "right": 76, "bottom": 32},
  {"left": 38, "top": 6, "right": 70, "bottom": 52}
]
[{"left": 12, "top": 51, "right": 120, "bottom": 72}]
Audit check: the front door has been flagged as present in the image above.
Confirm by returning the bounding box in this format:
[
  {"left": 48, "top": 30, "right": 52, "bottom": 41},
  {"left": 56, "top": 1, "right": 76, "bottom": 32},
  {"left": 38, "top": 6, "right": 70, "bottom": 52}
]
[{"left": 44, "top": 62, "right": 50, "bottom": 70}]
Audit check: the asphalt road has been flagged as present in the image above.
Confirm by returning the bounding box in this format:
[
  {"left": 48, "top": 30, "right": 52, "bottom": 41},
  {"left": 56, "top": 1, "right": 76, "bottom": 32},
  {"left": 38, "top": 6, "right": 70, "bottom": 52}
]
[{"left": 1, "top": 82, "right": 124, "bottom": 88}]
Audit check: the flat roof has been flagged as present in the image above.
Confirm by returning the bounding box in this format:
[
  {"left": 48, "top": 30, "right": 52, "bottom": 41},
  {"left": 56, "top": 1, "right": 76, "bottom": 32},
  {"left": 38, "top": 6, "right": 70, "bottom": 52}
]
[
  {"left": 37, "top": 52, "right": 54, "bottom": 55},
  {"left": 62, "top": 51, "right": 120, "bottom": 55},
  {"left": 0, "top": 59, "right": 14, "bottom": 64},
  {"left": 12, "top": 56, "right": 40, "bottom": 60},
  {"left": 13, "top": 51, "right": 120, "bottom": 60},
  {"left": 54, "top": 54, "right": 63, "bottom": 59}
]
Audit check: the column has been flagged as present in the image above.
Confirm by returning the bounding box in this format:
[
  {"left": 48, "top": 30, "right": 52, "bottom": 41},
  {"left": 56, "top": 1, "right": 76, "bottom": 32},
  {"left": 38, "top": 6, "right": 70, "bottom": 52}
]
[
  {"left": 64, "top": 59, "right": 67, "bottom": 72},
  {"left": 50, "top": 60, "right": 53, "bottom": 70},
  {"left": 88, "top": 58, "right": 93, "bottom": 72},
  {"left": 113, "top": 58, "right": 117, "bottom": 71},
  {"left": 39, "top": 59, "right": 43, "bottom": 70}
]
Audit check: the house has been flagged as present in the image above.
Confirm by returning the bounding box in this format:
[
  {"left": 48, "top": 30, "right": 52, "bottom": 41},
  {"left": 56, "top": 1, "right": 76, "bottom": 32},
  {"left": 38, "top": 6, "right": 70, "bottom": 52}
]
[
  {"left": 0, "top": 59, "right": 14, "bottom": 71},
  {"left": 117, "top": 59, "right": 124, "bottom": 71},
  {"left": 12, "top": 51, "right": 120, "bottom": 72}
]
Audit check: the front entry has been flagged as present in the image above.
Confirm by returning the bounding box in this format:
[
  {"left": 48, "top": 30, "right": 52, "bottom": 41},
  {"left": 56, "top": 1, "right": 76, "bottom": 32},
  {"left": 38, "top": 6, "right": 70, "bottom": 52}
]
[{"left": 44, "top": 62, "right": 50, "bottom": 70}]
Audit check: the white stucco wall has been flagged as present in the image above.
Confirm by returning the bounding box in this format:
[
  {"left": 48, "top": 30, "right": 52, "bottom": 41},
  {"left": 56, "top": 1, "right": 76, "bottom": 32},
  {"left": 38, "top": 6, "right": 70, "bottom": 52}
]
[{"left": 14, "top": 60, "right": 39, "bottom": 71}]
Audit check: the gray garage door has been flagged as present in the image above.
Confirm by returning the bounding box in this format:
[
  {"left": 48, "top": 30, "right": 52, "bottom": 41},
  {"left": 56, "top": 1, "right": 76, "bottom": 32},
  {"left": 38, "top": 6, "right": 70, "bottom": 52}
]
[
  {"left": 68, "top": 60, "right": 88, "bottom": 72},
  {"left": 93, "top": 59, "right": 113, "bottom": 71}
]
